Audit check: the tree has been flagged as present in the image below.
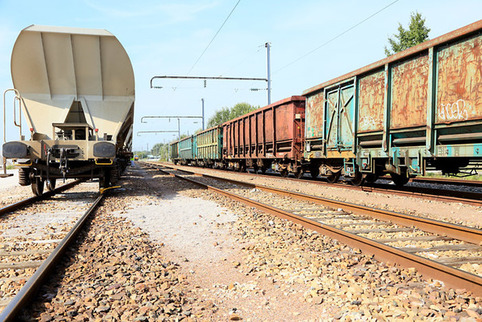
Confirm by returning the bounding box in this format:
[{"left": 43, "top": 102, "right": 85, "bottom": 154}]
[
  {"left": 385, "top": 12, "right": 430, "bottom": 56},
  {"left": 207, "top": 102, "right": 258, "bottom": 128},
  {"left": 149, "top": 142, "right": 171, "bottom": 161},
  {"left": 206, "top": 107, "right": 231, "bottom": 128}
]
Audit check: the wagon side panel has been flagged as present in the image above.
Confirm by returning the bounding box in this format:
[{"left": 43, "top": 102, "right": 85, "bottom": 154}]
[
  {"left": 390, "top": 55, "right": 429, "bottom": 129},
  {"left": 436, "top": 35, "right": 482, "bottom": 123},
  {"left": 358, "top": 70, "right": 385, "bottom": 133}
]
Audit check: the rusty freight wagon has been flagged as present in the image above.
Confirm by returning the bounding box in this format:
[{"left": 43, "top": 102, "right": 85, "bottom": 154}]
[
  {"left": 194, "top": 126, "right": 223, "bottom": 168},
  {"left": 222, "top": 96, "right": 306, "bottom": 176},
  {"left": 303, "top": 20, "right": 482, "bottom": 185}
]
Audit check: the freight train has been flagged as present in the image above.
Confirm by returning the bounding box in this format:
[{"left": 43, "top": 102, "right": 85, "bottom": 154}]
[
  {"left": 2, "top": 25, "right": 135, "bottom": 195},
  {"left": 170, "top": 20, "right": 482, "bottom": 185}
]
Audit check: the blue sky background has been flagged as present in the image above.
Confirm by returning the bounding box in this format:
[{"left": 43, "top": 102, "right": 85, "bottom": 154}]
[{"left": 0, "top": 0, "right": 481, "bottom": 152}]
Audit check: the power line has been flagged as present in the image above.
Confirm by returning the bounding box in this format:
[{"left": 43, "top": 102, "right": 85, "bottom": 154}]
[
  {"left": 274, "top": 0, "right": 400, "bottom": 74},
  {"left": 185, "top": 0, "right": 241, "bottom": 76}
]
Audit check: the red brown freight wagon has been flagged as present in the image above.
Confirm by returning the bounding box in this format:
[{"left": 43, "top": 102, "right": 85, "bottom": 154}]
[{"left": 222, "top": 96, "right": 306, "bottom": 176}]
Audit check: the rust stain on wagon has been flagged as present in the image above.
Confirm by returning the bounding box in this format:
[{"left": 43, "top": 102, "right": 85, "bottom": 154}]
[
  {"left": 391, "top": 55, "right": 429, "bottom": 128},
  {"left": 305, "top": 91, "right": 325, "bottom": 139},
  {"left": 358, "top": 70, "right": 385, "bottom": 132},
  {"left": 437, "top": 35, "right": 482, "bottom": 123}
]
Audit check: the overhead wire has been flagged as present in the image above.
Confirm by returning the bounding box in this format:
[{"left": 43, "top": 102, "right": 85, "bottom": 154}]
[
  {"left": 185, "top": 0, "right": 241, "bottom": 77},
  {"left": 273, "top": 0, "right": 400, "bottom": 75},
  {"left": 159, "top": 0, "right": 242, "bottom": 111}
]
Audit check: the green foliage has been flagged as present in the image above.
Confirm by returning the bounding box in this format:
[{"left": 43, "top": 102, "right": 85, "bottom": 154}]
[
  {"left": 151, "top": 143, "right": 164, "bottom": 157},
  {"left": 207, "top": 107, "right": 231, "bottom": 128},
  {"left": 150, "top": 143, "right": 170, "bottom": 161},
  {"left": 207, "top": 102, "right": 258, "bottom": 128},
  {"left": 385, "top": 12, "right": 430, "bottom": 56}
]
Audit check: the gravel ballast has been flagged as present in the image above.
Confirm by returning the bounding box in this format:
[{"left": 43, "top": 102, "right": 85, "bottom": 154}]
[{"left": 20, "top": 164, "right": 482, "bottom": 320}]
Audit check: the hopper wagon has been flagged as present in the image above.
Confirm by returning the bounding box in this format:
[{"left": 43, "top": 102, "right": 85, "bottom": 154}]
[{"left": 2, "top": 25, "right": 135, "bottom": 194}]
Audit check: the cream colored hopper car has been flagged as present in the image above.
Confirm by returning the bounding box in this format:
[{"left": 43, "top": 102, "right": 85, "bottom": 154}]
[{"left": 2, "top": 25, "right": 135, "bottom": 195}]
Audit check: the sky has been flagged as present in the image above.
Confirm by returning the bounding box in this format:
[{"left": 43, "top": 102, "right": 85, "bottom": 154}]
[{"left": 0, "top": 0, "right": 481, "bottom": 152}]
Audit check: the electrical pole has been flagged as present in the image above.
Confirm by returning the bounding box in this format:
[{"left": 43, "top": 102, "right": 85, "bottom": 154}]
[
  {"left": 201, "top": 98, "right": 205, "bottom": 131},
  {"left": 265, "top": 42, "right": 271, "bottom": 105}
]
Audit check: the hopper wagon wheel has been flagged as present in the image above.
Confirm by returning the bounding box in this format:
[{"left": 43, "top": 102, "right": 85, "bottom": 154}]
[
  {"left": 31, "top": 177, "right": 45, "bottom": 196},
  {"left": 99, "top": 170, "right": 110, "bottom": 189},
  {"left": 110, "top": 168, "right": 119, "bottom": 185},
  {"left": 46, "top": 178, "right": 56, "bottom": 191}
]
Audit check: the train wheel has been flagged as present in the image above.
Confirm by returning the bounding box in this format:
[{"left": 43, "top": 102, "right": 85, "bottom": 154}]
[
  {"left": 280, "top": 169, "right": 289, "bottom": 177},
  {"left": 364, "top": 174, "right": 378, "bottom": 184},
  {"left": 310, "top": 168, "right": 319, "bottom": 179},
  {"left": 391, "top": 172, "right": 409, "bottom": 186},
  {"left": 18, "top": 168, "right": 31, "bottom": 186},
  {"left": 99, "top": 170, "right": 110, "bottom": 189},
  {"left": 295, "top": 169, "right": 303, "bottom": 179},
  {"left": 350, "top": 172, "right": 364, "bottom": 186},
  {"left": 110, "top": 168, "right": 119, "bottom": 185},
  {"left": 326, "top": 171, "right": 340, "bottom": 183},
  {"left": 46, "top": 178, "right": 56, "bottom": 191},
  {"left": 31, "top": 177, "right": 45, "bottom": 196}
]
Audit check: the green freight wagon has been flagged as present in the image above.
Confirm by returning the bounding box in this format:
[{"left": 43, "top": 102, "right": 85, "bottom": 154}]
[
  {"left": 194, "top": 126, "right": 223, "bottom": 168},
  {"left": 170, "top": 140, "right": 179, "bottom": 164},
  {"left": 303, "top": 20, "right": 482, "bottom": 185},
  {"left": 178, "top": 136, "right": 196, "bottom": 165}
]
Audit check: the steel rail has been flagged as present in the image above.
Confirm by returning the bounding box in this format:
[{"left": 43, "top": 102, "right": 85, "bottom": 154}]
[
  {"left": 152, "top": 165, "right": 482, "bottom": 296},
  {"left": 0, "top": 180, "right": 82, "bottom": 216},
  {"left": 156, "top": 162, "right": 482, "bottom": 206},
  {"left": 412, "top": 177, "right": 482, "bottom": 187},
  {"left": 359, "top": 183, "right": 482, "bottom": 206},
  {"left": 151, "top": 163, "right": 482, "bottom": 245},
  {"left": 0, "top": 192, "right": 105, "bottom": 321}
]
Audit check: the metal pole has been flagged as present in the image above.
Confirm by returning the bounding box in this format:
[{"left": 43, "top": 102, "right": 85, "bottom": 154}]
[
  {"left": 265, "top": 42, "right": 271, "bottom": 105},
  {"left": 177, "top": 118, "right": 181, "bottom": 156},
  {"left": 201, "top": 98, "right": 205, "bottom": 131}
]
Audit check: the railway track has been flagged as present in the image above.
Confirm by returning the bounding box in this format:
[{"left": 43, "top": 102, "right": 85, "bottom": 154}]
[
  {"left": 411, "top": 176, "right": 482, "bottom": 187},
  {"left": 144, "top": 162, "right": 482, "bottom": 296},
  {"left": 0, "top": 181, "right": 105, "bottom": 320},
  {"left": 160, "top": 162, "right": 482, "bottom": 207}
]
